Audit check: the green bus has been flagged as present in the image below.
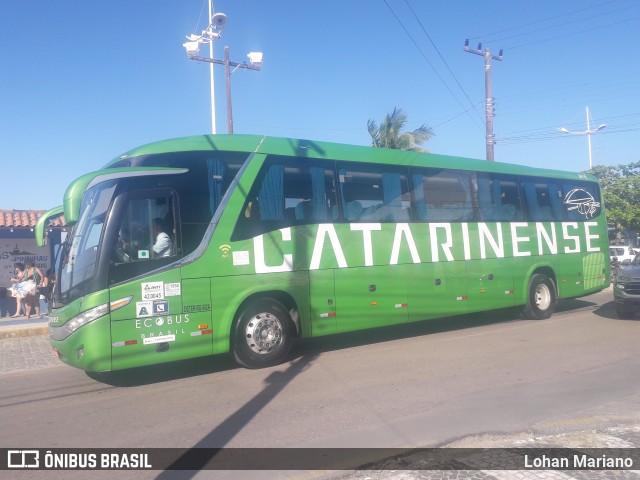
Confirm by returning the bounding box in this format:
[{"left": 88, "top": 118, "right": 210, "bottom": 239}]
[{"left": 38, "top": 134, "right": 609, "bottom": 371}]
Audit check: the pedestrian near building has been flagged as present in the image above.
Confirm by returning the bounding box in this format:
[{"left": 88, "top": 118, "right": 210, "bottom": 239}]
[
  {"left": 8, "top": 263, "right": 27, "bottom": 317},
  {"left": 23, "top": 261, "right": 45, "bottom": 319}
]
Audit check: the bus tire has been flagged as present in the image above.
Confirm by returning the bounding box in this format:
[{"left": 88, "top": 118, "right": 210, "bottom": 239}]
[
  {"left": 232, "top": 297, "right": 294, "bottom": 369},
  {"left": 522, "top": 274, "right": 556, "bottom": 320}
]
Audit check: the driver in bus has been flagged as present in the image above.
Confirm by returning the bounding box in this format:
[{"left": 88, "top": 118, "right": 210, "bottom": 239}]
[{"left": 152, "top": 218, "right": 173, "bottom": 258}]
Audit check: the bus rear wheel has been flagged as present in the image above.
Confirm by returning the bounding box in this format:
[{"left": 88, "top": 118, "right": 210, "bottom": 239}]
[
  {"left": 232, "top": 298, "right": 294, "bottom": 369},
  {"left": 523, "top": 274, "right": 556, "bottom": 320}
]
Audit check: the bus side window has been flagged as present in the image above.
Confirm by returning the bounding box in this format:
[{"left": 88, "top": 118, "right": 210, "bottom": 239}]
[
  {"left": 338, "top": 164, "right": 410, "bottom": 222},
  {"left": 478, "top": 173, "right": 524, "bottom": 221},
  {"left": 523, "top": 180, "right": 563, "bottom": 221},
  {"left": 411, "top": 168, "right": 476, "bottom": 222},
  {"left": 233, "top": 157, "right": 337, "bottom": 240}
]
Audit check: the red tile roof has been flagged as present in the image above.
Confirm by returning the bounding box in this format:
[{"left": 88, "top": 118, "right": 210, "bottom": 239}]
[{"left": 0, "top": 210, "right": 66, "bottom": 228}]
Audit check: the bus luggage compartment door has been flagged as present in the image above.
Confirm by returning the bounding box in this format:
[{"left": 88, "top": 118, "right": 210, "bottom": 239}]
[{"left": 334, "top": 265, "right": 408, "bottom": 333}]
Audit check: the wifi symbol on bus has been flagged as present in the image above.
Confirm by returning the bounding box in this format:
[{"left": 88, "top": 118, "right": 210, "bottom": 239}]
[{"left": 219, "top": 244, "right": 232, "bottom": 258}]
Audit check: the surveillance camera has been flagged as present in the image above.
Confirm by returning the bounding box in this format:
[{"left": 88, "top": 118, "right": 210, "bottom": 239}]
[
  {"left": 247, "top": 51, "right": 263, "bottom": 67},
  {"left": 183, "top": 41, "right": 201, "bottom": 56},
  {"left": 212, "top": 12, "right": 227, "bottom": 28}
]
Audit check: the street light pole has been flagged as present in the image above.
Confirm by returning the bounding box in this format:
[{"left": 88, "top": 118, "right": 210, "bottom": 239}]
[
  {"left": 558, "top": 106, "right": 606, "bottom": 170},
  {"left": 184, "top": 11, "right": 262, "bottom": 134},
  {"left": 586, "top": 106, "right": 595, "bottom": 170},
  {"left": 208, "top": 0, "right": 216, "bottom": 134}
]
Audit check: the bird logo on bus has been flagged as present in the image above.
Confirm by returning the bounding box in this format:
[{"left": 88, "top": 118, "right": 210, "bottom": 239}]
[{"left": 564, "top": 188, "right": 600, "bottom": 218}]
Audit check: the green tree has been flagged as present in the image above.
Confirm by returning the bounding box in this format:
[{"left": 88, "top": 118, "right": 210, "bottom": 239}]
[
  {"left": 367, "top": 107, "right": 434, "bottom": 152},
  {"left": 588, "top": 161, "right": 640, "bottom": 232}
]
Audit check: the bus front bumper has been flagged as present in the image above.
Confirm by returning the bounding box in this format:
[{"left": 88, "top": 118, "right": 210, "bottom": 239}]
[{"left": 50, "top": 316, "right": 113, "bottom": 372}]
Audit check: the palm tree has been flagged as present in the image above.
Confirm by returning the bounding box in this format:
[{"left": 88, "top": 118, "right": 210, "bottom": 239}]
[{"left": 367, "top": 107, "right": 434, "bottom": 152}]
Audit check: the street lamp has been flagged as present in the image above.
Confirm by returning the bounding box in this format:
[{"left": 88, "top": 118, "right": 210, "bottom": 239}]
[
  {"left": 183, "top": 6, "right": 262, "bottom": 134},
  {"left": 558, "top": 106, "right": 606, "bottom": 170}
]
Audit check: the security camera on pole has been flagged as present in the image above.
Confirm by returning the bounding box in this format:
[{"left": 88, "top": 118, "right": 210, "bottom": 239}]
[{"left": 183, "top": 5, "right": 262, "bottom": 134}]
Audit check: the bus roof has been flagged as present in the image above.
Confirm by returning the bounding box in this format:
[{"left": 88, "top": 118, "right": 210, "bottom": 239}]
[{"left": 110, "top": 134, "right": 594, "bottom": 182}]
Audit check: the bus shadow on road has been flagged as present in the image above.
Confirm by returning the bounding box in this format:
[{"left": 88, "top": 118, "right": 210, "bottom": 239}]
[
  {"left": 593, "top": 300, "right": 638, "bottom": 321},
  {"left": 88, "top": 298, "right": 607, "bottom": 387},
  {"left": 294, "top": 296, "right": 603, "bottom": 358},
  {"left": 555, "top": 297, "right": 598, "bottom": 313},
  {"left": 294, "top": 308, "right": 524, "bottom": 358},
  {"left": 86, "top": 353, "right": 239, "bottom": 387}
]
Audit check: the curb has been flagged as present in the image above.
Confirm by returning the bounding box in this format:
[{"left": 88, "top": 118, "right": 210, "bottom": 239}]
[
  {"left": 0, "top": 316, "right": 50, "bottom": 339},
  {"left": 0, "top": 325, "right": 49, "bottom": 339}
]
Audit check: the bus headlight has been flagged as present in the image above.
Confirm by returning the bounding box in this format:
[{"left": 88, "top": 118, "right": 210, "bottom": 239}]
[{"left": 50, "top": 304, "right": 109, "bottom": 341}]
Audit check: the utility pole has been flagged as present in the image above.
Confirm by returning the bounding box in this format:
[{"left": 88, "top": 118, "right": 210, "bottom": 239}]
[
  {"left": 464, "top": 40, "right": 503, "bottom": 161},
  {"left": 184, "top": 48, "right": 262, "bottom": 133},
  {"left": 224, "top": 46, "right": 233, "bottom": 134}
]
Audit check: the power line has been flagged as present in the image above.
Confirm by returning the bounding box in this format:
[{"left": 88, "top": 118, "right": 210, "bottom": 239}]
[
  {"left": 499, "top": 111, "right": 640, "bottom": 136},
  {"left": 381, "top": 0, "right": 484, "bottom": 132},
  {"left": 505, "top": 14, "right": 640, "bottom": 50},
  {"left": 468, "top": 0, "right": 623, "bottom": 41},
  {"left": 497, "top": 121, "right": 640, "bottom": 145},
  {"left": 485, "top": 2, "right": 638, "bottom": 45},
  {"left": 402, "top": 0, "right": 483, "bottom": 124}
]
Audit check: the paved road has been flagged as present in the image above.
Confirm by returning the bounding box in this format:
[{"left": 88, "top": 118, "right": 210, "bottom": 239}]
[
  {"left": 1, "top": 334, "right": 60, "bottom": 373},
  {"left": 1, "top": 288, "right": 639, "bottom": 479}
]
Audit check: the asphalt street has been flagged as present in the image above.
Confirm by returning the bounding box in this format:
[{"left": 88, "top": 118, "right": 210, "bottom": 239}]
[{"left": 1, "top": 288, "right": 639, "bottom": 480}]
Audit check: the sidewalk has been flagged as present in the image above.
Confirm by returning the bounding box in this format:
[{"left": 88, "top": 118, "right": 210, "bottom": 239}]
[{"left": 0, "top": 314, "right": 49, "bottom": 339}]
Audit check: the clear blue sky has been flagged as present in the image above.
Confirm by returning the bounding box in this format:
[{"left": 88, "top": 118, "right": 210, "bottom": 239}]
[{"left": 1, "top": 0, "right": 639, "bottom": 210}]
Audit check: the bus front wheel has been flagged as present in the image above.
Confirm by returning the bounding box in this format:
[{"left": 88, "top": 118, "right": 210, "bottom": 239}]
[
  {"left": 523, "top": 274, "right": 556, "bottom": 320},
  {"left": 232, "top": 298, "right": 294, "bottom": 369}
]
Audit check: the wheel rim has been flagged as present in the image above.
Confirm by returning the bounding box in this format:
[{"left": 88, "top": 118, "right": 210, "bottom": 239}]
[
  {"left": 534, "top": 283, "right": 551, "bottom": 311},
  {"left": 244, "top": 312, "right": 283, "bottom": 355}
]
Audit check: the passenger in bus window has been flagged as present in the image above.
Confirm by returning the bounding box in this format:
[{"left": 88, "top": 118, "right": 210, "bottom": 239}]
[{"left": 152, "top": 218, "right": 173, "bottom": 258}]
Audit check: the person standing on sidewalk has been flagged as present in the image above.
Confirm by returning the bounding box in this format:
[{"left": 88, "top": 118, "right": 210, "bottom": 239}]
[
  {"left": 8, "top": 263, "right": 27, "bottom": 317},
  {"left": 23, "top": 261, "right": 45, "bottom": 319}
]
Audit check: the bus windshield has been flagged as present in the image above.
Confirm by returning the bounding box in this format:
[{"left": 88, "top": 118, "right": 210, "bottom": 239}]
[{"left": 57, "top": 181, "right": 117, "bottom": 304}]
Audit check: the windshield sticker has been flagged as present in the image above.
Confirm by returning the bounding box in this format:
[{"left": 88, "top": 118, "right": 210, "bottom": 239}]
[
  {"left": 136, "top": 301, "right": 153, "bottom": 317},
  {"left": 138, "top": 250, "right": 150, "bottom": 259},
  {"left": 164, "top": 282, "right": 181, "bottom": 297},
  {"left": 564, "top": 189, "right": 600, "bottom": 219},
  {"left": 153, "top": 300, "right": 168, "bottom": 315},
  {"left": 141, "top": 281, "right": 164, "bottom": 301}
]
